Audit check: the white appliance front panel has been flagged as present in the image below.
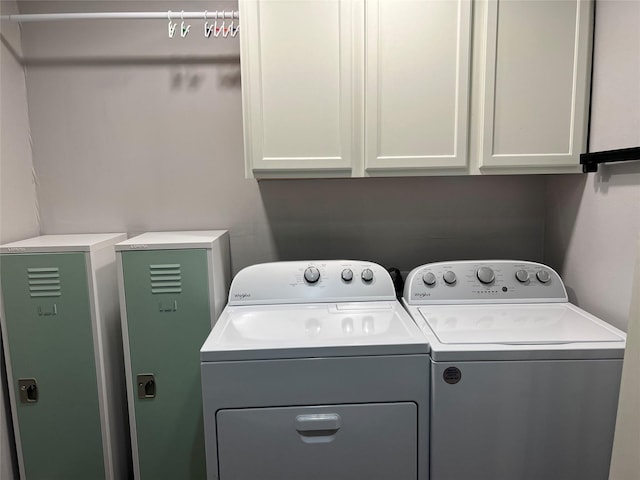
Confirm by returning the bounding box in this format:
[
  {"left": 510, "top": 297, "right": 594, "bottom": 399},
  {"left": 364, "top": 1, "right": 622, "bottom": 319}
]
[
  {"left": 431, "top": 358, "right": 623, "bottom": 480},
  {"left": 201, "top": 355, "right": 430, "bottom": 480},
  {"left": 201, "top": 302, "right": 428, "bottom": 361},
  {"left": 419, "top": 303, "right": 624, "bottom": 345}
]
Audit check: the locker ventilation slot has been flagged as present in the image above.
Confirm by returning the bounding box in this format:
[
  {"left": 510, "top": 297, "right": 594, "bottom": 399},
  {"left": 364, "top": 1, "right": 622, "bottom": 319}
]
[
  {"left": 28, "top": 267, "right": 61, "bottom": 297},
  {"left": 150, "top": 264, "right": 182, "bottom": 294}
]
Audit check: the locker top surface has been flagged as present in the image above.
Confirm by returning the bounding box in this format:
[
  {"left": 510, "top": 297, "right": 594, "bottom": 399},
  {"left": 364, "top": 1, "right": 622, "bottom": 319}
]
[
  {"left": 116, "top": 230, "right": 228, "bottom": 251},
  {"left": 0, "top": 233, "right": 127, "bottom": 253}
]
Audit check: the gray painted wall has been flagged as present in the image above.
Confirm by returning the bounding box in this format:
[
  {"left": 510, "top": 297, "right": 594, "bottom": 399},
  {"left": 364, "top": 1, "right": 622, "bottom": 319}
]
[
  {"left": 545, "top": 0, "right": 640, "bottom": 331},
  {"left": 20, "top": 0, "right": 547, "bottom": 276},
  {"left": 0, "top": 1, "right": 40, "bottom": 478}
]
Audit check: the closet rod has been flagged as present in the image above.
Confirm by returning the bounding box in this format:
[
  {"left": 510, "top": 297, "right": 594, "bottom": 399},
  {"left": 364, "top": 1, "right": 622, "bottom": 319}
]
[{"left": 0, "top": 11, "right": 239, "bottom": 22}]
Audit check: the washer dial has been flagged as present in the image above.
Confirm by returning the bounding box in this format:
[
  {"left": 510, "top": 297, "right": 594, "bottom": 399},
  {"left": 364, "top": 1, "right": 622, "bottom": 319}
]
[
  {"left": 515, "top": 269, "right": 530, "bottom": 283},
  {"left": 476, "top": 267, "right": 495, "bottom": 284},
  {"left": 536, "top": 270, "right": 551, "bottom": 283}
]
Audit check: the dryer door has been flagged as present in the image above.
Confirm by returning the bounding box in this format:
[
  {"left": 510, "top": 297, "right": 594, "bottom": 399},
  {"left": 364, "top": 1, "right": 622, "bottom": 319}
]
[{"left": 216, "top": 402, "right": 417, "bottom": 479}]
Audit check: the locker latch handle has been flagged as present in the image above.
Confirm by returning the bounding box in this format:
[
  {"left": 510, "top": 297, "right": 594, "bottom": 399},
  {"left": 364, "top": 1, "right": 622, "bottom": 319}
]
[
  {"left": 137, "top": 374, "right": 156, "bottom": 399},
  {"left": 18, "top": 379, "right": 38, "bottom": 403}
]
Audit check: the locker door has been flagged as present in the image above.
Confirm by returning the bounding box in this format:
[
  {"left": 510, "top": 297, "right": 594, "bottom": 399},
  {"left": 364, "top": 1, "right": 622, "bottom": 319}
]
[
  {"left": 121, "top": 249, "right": 211, "bottom": 480},
  {"left": 0, "top": 253, "right": 105, "bottom": 480}
]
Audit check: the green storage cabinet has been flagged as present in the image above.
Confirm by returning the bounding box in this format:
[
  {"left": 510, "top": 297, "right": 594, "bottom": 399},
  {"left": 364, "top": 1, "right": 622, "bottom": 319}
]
[
  {"left": 116, "top": 231, "right": 230, "bottom": 480},
  {"left": 0, "top": 234, "right": 129, "bottom": 480}
]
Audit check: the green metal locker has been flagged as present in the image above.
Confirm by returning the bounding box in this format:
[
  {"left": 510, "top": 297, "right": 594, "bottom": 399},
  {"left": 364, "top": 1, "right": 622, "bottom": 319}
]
[
  {"left": 0, "top": 234, "right": 129, "bottom": 480},
  {"left": 116, "top": 231, "right": 230, "bottom": 480}
]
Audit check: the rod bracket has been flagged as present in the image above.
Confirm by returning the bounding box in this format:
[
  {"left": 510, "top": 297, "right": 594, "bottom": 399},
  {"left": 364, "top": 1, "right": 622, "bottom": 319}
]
[{"left": 579, "top": 147, "right": 640, "bottom": 173}]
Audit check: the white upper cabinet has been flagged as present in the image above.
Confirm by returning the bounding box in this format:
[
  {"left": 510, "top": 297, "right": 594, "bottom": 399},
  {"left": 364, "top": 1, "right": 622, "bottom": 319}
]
[
  {"left": 478, "top": 0, "right": 593, "bottom": 170},
  {"left": 365, "top": 0, "right": 472, "bottom": 172},
  {"left": 240, "top": 0, "right": 358, "bottom": 176},
  {"left": 240, "top": 0, "right": 593, "bottom": 178}
]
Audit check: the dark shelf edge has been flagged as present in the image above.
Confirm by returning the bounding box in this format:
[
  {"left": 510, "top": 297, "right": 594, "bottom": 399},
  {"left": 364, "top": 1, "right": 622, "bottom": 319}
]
[{"left": 579, "top": 146, "right": 640, "bottom": 173}]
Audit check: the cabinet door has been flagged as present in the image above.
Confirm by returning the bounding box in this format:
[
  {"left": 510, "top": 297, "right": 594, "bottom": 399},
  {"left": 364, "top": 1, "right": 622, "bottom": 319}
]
[
  {"left": 479, "top": 0, "right": 593, "bottom": 169},
  {"left": 121, "top": 249, "right": 211, "bottom": 480},
  {"left": 240, "top": 0, "right": 357, "bottom": 176},
  {"left": 365, "top": 0, "right": 472, "bottom": 172},
  {"left": 0, "top": 253, "right": 106, "bottom": 480}
]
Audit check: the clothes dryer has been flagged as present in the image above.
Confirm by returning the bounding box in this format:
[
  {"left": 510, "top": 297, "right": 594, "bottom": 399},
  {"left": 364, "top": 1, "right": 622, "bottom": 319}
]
[
  {"left": 201, "top": 260, "right": 430, "bottom": 480},
  {"left": 403, "top": 260, "right": 626, "bottom": 480}
]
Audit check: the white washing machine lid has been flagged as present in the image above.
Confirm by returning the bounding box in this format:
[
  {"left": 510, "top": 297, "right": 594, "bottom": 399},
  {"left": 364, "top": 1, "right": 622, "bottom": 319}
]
[
  {"left": 412, "top": 303, "right": 626, "bottom": 361},
  {"left": 419, "top": 303, "right": 624, "bottom": 345},
  {"left": 201, "top": 301, "right": 428, "bottom": 361}
]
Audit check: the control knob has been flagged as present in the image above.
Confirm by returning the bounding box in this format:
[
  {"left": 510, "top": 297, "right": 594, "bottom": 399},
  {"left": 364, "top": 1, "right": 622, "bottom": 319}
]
[
  {"left": 515, "top": 270, "right": 529, "bottom": 283},
  {"left": 422, "top": 272, "right": 437, "bottom": 286},
  {"left": 443, "top": 271, "right": 457, "bottom": 285},
  {"left": 341, "top": 269, "right": 353, "bottom": 282},
  {"left": 536, "top": 270, "right": 551, "bottom": 283},
  {"left": 304, "top": 266, "right": 320, "bottom": 284},
  {"left": 361, "top": 268, "right": 374, "bottom": 282},
  {"left": 476, "top": 266, "right": 495, "bottom": 284}
]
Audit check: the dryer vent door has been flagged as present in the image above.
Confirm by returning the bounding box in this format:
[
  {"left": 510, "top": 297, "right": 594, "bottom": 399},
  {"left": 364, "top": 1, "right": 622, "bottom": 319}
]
[{"left": 216, "top": 402, "right": 417, "bottom": 480}]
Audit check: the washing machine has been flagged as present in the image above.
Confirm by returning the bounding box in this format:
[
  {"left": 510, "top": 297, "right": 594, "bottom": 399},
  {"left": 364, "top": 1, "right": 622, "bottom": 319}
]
[
  {"left": 402, "top": 260, "right": 626, "bottom": 480},
  {"left": 200, "top": 260, "right": 430, "bottom": 480}
]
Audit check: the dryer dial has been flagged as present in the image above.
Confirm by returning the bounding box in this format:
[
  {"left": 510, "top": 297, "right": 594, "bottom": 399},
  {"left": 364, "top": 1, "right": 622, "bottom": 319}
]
[
  {"left": 304, "top": 266, "right": 320, "bottom": 284},
  {"left": 422, "top": 272, "right": 437, "bottom": 286},
  {"left": 341, "top": 269, "right": 353, "bottom": 282},
  {"left": 443, "top": 271, "right": 457, "bottom": 285},
  {"left": 361, "top": 268, "right": 374, "bottom": 282}
]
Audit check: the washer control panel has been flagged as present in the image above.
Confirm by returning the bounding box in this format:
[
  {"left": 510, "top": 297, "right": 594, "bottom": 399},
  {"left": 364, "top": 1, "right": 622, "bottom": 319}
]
[
  {"left": 404, "top": 260, "right": 567, "bottom": 304},
  {"left": 229, "top": 260, "right": 395, "bottom": 305}
]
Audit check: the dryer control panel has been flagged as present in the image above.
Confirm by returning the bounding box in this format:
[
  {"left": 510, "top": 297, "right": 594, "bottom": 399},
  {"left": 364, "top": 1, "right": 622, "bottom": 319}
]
[
  {"left": 228, "top": 261, "right": 395, "bottom": 305},
  {"left": 404, "top": 260, "right": 567, "bottom": 305}
]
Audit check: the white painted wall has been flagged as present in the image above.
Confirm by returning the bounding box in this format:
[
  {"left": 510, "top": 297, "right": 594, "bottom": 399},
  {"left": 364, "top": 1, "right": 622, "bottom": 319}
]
[
  {"left": 609, "top": 238, "right": 640, "bottom": 480},
  {"left": 0, "top": 1, "right": 40, "bottom": 478},
  {"left": 545, "top": 0, "right": 640, "bottom": 332},
  {"left": 19, "top": 0, "right": 547, "bottom": 276}
]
